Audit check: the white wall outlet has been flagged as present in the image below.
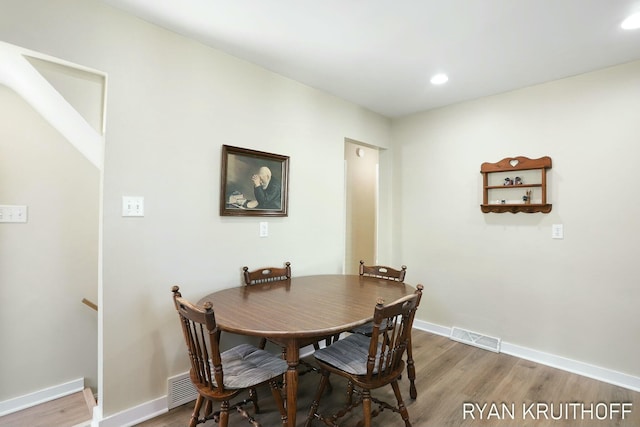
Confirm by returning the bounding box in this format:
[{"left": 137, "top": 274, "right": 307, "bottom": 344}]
[
  {"left": 259, "top": 221, "right": 268, "bottom": 237},
  {"left": 552, "top": 224, "right": 564, "bottom": 239},
  {"left": 0, "top": 205, "right": 28, "bottom": 223},
  {"left": 122, "top": 196, "right": 144, "bottom": 217}
]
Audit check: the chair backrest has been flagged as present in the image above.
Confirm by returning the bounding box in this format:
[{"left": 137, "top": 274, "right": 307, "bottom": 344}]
[
  {"left": 366, "top": 284, "right": 423, "bottom": 381},
  {"left": 171, "top": 286, "right": 224, "bottom": 395},
  {"left": 359, "top": 260, "right": 407, "bottom": 282},
  {"left": 243, "top": 262, "right": 291, "bottom": 285}
]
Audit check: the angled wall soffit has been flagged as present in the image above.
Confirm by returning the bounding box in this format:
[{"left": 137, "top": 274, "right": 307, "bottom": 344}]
[{"left": 0, "top": 41, "right": 106, "bottom": 169}]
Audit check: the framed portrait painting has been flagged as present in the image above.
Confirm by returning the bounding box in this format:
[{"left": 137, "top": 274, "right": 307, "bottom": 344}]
[{"left": 220, "top": 145, "right": 289, "bottom": 217}]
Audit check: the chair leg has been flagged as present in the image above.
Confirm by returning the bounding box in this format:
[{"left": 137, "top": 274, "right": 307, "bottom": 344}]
[
  {"left": 203, "top": 399, "right": 213, "bottom": 418},
  {"left": 305, "top": 371, "right": 331, "bottom": 427},
  {"left": 390, "top": 380, "right": 412, "bottom": 427},
  {"left": 249, "top": 387, "right": 260, "bottom": 413},
  {"left": 269, "top": 378, "right": 288, "bottom": 426},
  {"left": 219, "top": 400, "right": 230, "bottom": 427},
  {"left": 406, "top": 335, "right": 417, "bottom": 399},
  {"left": 361, "top": 389, "right": 372, "bottom": 427},
  {"left": 346, "top": 380, "right": 354, "bottom": 406},
  {"left": 190, "top": 395, "right": 204, "bottom": 427},
  {"left": 258, "top": 337, "right": 268, "bottom": 349}
]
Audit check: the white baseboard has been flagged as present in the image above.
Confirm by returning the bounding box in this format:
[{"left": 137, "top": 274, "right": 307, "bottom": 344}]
[
  {"left": 413, "top": 319, "right": 640, "bottom": 393},
  {"left": 0, "top": 378, "right": 85, "bottom": 417},
  {"left": 500, "top": 342, "right": 640, "bottom": 393},
  {"left": 95, "top": 396, "right": 166, "bottom": 427},
  {"left": 414, "top": 319, "right": 451, "bottom": 338}
]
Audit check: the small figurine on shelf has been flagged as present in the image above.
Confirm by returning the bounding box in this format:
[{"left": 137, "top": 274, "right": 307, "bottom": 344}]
[
  {"left": 522, "top": 190, "right": 532, "bottom": 204},
  {"left": 503, "top": 177, "right": 514, "bottom": 186},
  {"left": 514, "top": 176, "right": 523, "bottom": 185}
]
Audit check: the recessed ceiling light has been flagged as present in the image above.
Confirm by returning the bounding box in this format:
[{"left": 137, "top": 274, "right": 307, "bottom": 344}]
[
  {"left": 430, "top": 73, "right": 449, "bottom": 85},
  {"left": 621, "top": 12, "right": 640, "bottom": 29}
]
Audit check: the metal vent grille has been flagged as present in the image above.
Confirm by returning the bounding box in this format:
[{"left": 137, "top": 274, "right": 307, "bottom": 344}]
[
  {"left": 167, "top": 372, "right": 197, "bottom": 409},
  {"left": 450, "top": 327, "right": 501, "bottom": 353}
]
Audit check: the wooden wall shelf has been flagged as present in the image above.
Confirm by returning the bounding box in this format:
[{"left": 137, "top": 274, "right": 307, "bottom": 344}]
[{"left": 480, "top": 156, "right": 552, "bottom": 214}]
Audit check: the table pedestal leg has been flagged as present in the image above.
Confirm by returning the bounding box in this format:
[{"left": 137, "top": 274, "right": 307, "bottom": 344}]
[{"left": 285, "top": 342, "right": 299, "bottom": 427}]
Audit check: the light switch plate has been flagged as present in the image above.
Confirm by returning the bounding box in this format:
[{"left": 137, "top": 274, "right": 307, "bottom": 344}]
[
  {"left": 122, "top": 196, "right": 144, "bottom": 217},
  {"left": 0, "top": 205, "right": 28, "bottom": 223}
]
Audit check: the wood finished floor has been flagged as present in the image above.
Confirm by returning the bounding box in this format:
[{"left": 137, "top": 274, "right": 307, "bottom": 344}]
[
  {"left": 136, "top": 330, "right": 640, "bottom": 427},
  {"left": 0, "top": 389, "right": 93, "bottom": 427}
]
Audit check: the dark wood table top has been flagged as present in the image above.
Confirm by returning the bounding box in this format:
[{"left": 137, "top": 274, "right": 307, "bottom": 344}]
[{"left": 199, "top": 274, "right": 415, "bottom": 340}]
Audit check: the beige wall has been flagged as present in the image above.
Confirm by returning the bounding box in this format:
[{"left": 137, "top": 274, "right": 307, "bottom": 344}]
[
  {"left": 1, "top": 0, "right": 392, "bottom": 417},
  {"left": 392, "top": 59, "right": 640, "bottom": 378},
  {"left": 0, "top": 85, "right": 99, "bottom": 398}
]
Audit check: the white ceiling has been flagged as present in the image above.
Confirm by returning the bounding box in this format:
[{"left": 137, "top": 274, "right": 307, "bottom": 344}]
[{"left": 100, "top": 0, "right": 640, "bottom": 117}]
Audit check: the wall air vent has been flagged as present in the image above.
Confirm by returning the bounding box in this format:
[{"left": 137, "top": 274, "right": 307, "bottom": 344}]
[
  {"left": 167, "top": 372, "right": 197, "bottom": 409},
  {"left": 450, "top": 327, "right": 501, "bottom": 353}
]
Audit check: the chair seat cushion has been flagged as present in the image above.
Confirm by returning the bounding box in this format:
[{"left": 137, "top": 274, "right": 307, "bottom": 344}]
[
  {"left": 313, "top": 333, "right": 382, "bottom": 376},
  {"left": 350, "top": 318, "right": 392, "bottom": 336},
  {"left": 350, "top": 321, "right": 375, "bottom": 335},
  {"left": 217, "top": 343, "right": 288, "bottom": 389}
]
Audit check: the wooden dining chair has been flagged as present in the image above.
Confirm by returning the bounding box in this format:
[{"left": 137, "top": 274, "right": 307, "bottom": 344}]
[
  {"left": 359, "top": 259, "right": 407, "bottom": 282},
  {"left": 305, "top": 285, "right": 424, "bottom": 427},
  {"left": 354, "top": 260, "right": 418, "bottom": 398},
  {"left": 243, "top": 262, "right": 292, "bottom": 286},
  {"left": 171, "top": 286, "right": 288, "bottom": 427}
]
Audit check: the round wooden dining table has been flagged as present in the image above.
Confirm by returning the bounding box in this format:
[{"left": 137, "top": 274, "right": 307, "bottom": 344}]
[{"left": 199, "top": 274, "right": 416, "bottom": 427}]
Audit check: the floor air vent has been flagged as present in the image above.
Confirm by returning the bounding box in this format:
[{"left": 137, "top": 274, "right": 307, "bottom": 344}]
[
  {"left": 450, "top": 327, "right": 501, "bottom": 353},
  {"left": 167, "top": 372, "right": 197, "bottom": 409}
]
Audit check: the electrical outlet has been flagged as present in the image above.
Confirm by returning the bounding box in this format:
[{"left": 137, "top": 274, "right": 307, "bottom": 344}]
[{"left": 552, "top": 224, "right": 563, "bottom": 239}]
